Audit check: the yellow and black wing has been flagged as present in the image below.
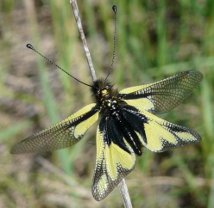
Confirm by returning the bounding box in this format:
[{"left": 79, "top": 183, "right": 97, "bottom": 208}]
[
  {"left": 119, "top": 70, "right": 203, "bottom": 113},
  {"left": 122, "top": 106, "right": 201, "bottom": 152},
  {"left": 11, "top": 104, "right": 99, "bottom": 154},
  {"left": 92, "top": 115, "right": 136, "bottom": 201},
  {"left": 92, "top": 103, "right": 201, "bottom": 200}
]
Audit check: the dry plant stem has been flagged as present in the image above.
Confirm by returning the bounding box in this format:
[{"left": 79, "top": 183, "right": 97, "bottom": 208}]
[
  {"left": 118, "top": 179, "right": 133, "bottom": 208},
  {"left": 69, "top": 0, "right": 133, "bottom": 207},
  {"left": 70, "top": 0, "right": 97, "bottom": 82}
]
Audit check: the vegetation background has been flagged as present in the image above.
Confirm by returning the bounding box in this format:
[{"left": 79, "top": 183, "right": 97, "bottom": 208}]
[{"left": 0, "top": 0, "right": 213, "bottom": 207}]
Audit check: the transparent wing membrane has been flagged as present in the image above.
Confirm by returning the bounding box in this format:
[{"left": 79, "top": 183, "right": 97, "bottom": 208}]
[
  {"left": 10, "top": 70, "right": 202, "bottom": 201},
  {"left": 92, "top": 116, "right": 136, "bottom": 201},
  {"left": 122, "top": 106, "right": 201, "bottom": 152},
  {"left": 120, "top": 70, "right": 203, "bottom": 113},
  {"left": 11, "top": 104, "right": 99, "bottom": 154}
]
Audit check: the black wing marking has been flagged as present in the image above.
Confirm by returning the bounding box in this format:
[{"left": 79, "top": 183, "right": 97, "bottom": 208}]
[
  {"left": 92, "top": 103, "right": 201, "bottom": 200},
  {"left": 119, "top": 70, "right": 203, "bottom": 113},
  {"left": 122, "top": 106, "right": 201, "bottom": 152},
  {"left": 92, "top": 115, "right": 136, "bottom": 201},
  {"left": 11, "top": 104, "right": 99, "bottom": 154}
]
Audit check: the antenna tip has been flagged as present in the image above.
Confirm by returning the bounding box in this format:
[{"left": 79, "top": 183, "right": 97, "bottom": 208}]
[
  {"left": 112, "top": 5, "right": 117, "bottom": 13},
  {"left": 26, "top": 43, "right": 34, "bottom": 50}
]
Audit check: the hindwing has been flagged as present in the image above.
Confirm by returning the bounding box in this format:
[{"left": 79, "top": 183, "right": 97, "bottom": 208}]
[
  {"left": 92, "top": 115, "right": 136, "bottom": 201},
  {"left": 10, "top": 70, "right": 202, "bottom": 201},
  {"left": 122, "top": 106, "right": 201, "bottom": 152}
]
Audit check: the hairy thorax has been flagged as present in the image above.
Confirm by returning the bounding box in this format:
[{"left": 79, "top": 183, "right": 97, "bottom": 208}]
[{"left": 91, "top": 79, "right": 124, "bottom": 116}]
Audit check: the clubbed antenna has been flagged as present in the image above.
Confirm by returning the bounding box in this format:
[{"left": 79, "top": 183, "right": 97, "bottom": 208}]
[
  {"left": 26, "top": 43, "right": 92, "bottom": 87},
  {"left": 105, "top": 5, "right": 118, "bottom": 82}
]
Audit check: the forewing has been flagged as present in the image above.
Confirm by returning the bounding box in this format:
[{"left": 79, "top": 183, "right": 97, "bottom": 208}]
[
  {"left": 119, "top": 70, "right": 202, "bottom": 113},
  {"left": 92, "top": 116, "right": 136, "bottom": 201},
  {"left": 123, "top": 106, "right": 201, "bottom": 152},
  {"left": 11, "top": 104, "right": 99, "bottom": 154}
]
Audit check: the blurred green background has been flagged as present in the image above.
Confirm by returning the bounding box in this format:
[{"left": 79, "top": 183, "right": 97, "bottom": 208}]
[{"left": 0, "top": 0, "right": 213, "bottom": 207}]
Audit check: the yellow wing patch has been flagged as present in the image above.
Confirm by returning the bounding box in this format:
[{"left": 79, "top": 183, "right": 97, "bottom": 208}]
[
  {"left": 119, "top": 83, "right": 152, "bottom": 94},
  {"left": 105, "top": 142, "right": 135, "bottom": 180},
  {"left": 125, "top": 98, "right": 154, "bottom": 112},
  {"left": 11, "top": 103, "right": 99, "bottom": 154},
  {"left": 92, "top": 127, "right": 136, "bottom": 201},
  {"left": 119, "top": 70, "right": 203, "bottom": 113},
  {"left": 140, "top": 110, "right": 200, "bottom": 152},
  {"left": 70, "top": 104, "right": 99, "bottom": 138},
  {"left": 143, "top": 120, "right": 177, "bottom": 151}
]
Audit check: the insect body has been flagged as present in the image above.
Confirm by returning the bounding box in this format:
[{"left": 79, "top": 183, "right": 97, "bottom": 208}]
[{"left": 11, "top": 70, "right": 202, "bottom": 201}]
